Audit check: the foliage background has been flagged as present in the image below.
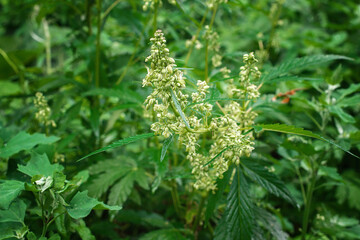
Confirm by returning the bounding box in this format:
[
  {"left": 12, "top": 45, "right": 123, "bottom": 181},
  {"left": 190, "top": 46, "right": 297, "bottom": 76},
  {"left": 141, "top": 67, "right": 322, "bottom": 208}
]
[{"left": 0, "top": 0, "right": 359, "bottom": 239}]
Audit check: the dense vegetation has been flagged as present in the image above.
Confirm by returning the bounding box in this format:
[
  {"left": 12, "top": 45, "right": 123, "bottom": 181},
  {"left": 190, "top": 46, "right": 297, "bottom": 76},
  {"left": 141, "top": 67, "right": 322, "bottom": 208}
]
[{"left": 0, "top": 0, "right": 359, "bottom": 239}]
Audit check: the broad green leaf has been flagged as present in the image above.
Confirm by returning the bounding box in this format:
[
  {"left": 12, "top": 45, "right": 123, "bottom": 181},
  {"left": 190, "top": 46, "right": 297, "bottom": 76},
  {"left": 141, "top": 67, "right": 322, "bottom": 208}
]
[
  {"left": 160, "top": 134, "right": 173, "bottom": 162},
  {"left": 108, "top": 171, "right": 136, "bottom": 206},
  {"left": 0, "top": 222, "right": 23, "bottom": 239},
  {"left": 261, "top": 55, "right": 352, "bottom": 83},
  {"left": 134, "top": 168, "right": 149, "bottom": 190},
  {"left": 255, "top": 124, "right": 360, "bottom": 159},
  {"left": 77, "top": 133, "right": 154, "bottom": 161},
  {"left": 241, "top": 159, "right": 298, "bottom": 206},
  {"left": 139, "top": 229, "right": 187, "bottom": 240},
  {"left": 0, "top": 131, "right": 60, "bottom": 158},
  {"left": 0, "top": 180, "right": 24, "bottom": 209},
  {"left": 66, "top": 191, "right": 121, "bottom": 219},
  {"left": 226, "top": 166, "right": 254, "bottom": 240},
  {"left": 170, "top": 89, "right": 191, "bottom": 129},
  {"left": 319, "top": 166, "right": 343, "bottom": 182},
  {"left": 0, "top": 81, "right": 21, "bottom": 96},
  {"left": 337, "top": 83, "right": 360, "bottom": 100},
  {"left": 0, "top": 200, "right": 26, "bottom": 224},
  {"left": 70, "top": 219, "right": 95, "bottom": 240},
  {"left": 329, "top": 106, "right": 355, "bottom": 123},
  {"left": 17, "top": 152, "right": 63, "bottom": 178},
  {"left": 337, "top": 95, "right": 360, "bottom": 107},
  {"left": 48, "top": 234, "right": 61, "bottom": 240}
]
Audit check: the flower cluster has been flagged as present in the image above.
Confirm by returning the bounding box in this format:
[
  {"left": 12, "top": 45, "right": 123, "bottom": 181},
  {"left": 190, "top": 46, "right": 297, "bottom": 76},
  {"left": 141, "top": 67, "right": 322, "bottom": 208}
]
[
  {"left": 204, "top": 25, "right": 222, "bottom": 67},
  {"left": 206, "top": 0, "right": 228, "bottom": 8},
  {"left": 143, "top": 30, "right": 260, "bottom": 191},
  {"left": 143, "top": 0, "right": 176, "bottom": 11},
  {"left": 34, "top": 92, "right": 56, "bottom": 127}
]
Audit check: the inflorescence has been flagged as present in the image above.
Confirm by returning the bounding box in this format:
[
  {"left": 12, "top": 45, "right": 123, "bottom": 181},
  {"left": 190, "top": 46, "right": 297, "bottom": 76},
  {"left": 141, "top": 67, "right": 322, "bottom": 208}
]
[{"left": 143, "top": 30, "right": 261, "bottom": 191}]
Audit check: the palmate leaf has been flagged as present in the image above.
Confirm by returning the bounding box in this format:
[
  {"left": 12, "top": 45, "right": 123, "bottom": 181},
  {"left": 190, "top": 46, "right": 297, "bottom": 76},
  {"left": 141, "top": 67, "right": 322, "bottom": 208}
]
[
  {"left": 254, "top": 124, "right": 360, "bottom": 159},
  {"left": 261, "top": 55, "right": 352, "bottom": 83},
  {"left": 0, "top": 131, "right": 60, "bottom": 158},
  {"left": 241, "top": 159, "right": 298, "bottom": 207},
  {"left": 66, "top": 191, "right": 121, "bottom": 219},
  {"left": 78, "top": 133, "right": 154, "bottom": 161},
  {"left": 214, "top": 166, "right": 254, "bottom": 240},
  {"left": 108, "top": 171, "right": 136, "bottom": 206}
]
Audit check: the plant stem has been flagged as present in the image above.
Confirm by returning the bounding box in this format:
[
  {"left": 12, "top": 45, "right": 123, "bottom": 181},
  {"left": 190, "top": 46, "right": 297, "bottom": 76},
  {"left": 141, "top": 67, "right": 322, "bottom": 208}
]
[
  {"left": 185, "top": 8, "right": 209, "bottom": 66},
  {"left": 95, "top": 0, "right": 102, "bottom": 88},
  {"left": 40, "top": 193, "right": 47, "bottom": 237},
  {"left": 42, "top": 18, "right": 52, "bottom": 75},
  {"left": 301, "top": 167, "right": 318, "bottom": 240},
  {"left": 153, "top": 1, "right": 158, "bottom": 33},
  {"left": 193, "top": 194, "right": 207, "bottom": 239}
]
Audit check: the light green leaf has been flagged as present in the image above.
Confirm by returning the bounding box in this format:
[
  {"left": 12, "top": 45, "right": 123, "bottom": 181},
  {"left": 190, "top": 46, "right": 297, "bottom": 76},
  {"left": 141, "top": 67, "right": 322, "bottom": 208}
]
[
  {"left": 139, "top": 229, "right": 187, "bottom": 240},
  {"left": 0, "top": 222, "right": 23, "bottom": 239},
  {"left": 255, "top": 124, "right": 360, "bottom": 159},
  {"left": 160, "top": 135, "right": 173, "bottom": 162},
  {"left": 77, "top": 133, "right": 154, "bottom": 161},
  {"left": 66, "top": 191, "right": 121, "bottom": 219},
  {"left": 0, "top": 131, "right": 60, "bottom": 158},
  {"left": 17, "top": 152, "right": 63, "bottom": 178},
  {"left": 70, "top": 219, "right": 95, "bottom": 240},
  {"left": 0, "top": 180, "right": 24, "bottom": 209},
  {"left": 0, "top": 199, "right": 26, "bottom": 224},
  {"left": 319, "top": 166, "right": 343, "bottom": 182},
  {"left": 329, "top": 106, "right": 355, "bottom": 123},
  {"left": 170, "top": 89, "right": 191, "bottom": 129},
  {"left": 261, "top": 55, "right": 352, "bottom": 83},
  {"left": 241, "top": 159, "right": 298, "bottom": 206}
]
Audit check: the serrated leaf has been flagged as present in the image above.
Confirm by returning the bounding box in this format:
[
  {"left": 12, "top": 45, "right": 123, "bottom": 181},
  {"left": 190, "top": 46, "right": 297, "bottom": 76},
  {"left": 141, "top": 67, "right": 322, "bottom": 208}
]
[
  {"left": 214, "top": 208, "right": 230, "bottom": 240},
  {"left": 139, "top": 229, "right": 187, "bottom": 240},
  {"left": 241, "top": 159, "right": 298, "bottom": 206},
  {"left": 254, "top": 207, "right": 289, "bottom": 240},
  {"left": 17, "top": 152, "right": 63, "bottom": 178},
  {"left": 78, "top": 133, "right": 155, "bottom": 161},
  {"left": 329, "top": 106, "right": 355, "bottom": 123},
  {"left": 0, "top": 131, "right": 60, "bottom": 158},
  {"left": 261, "top": 55, "right": 352, "bottom": 83},
  {"left": 70, "top": 219, "right": 95, "bottom": 240},
  {"left": 255, "top": 124, "right": 360, "bottom": 159},
  {"left": 66, "top": 191, "right": 121, "bottom": 219},
  {"left": 226, "top": 166, "right": 254, "bottom": 240},
  {"left": 205, "top": 166, "right": 233, "bottom": 224},
  {"left": 0, "top": 180, "right": 24, "bottom": 209},
  {"left": 0, "top": 199, "right": 26, "bottom": 224},
  {"left": 170, "top": 89, "right": 191, "bottom": 129},
  {"left": 319, "top": 166, "right": 343, "bottom": 182},
  {"left": 160, "top": 134, "right": 173, "bottom": 162},
  {"left": 88, "top": 167, "right": 132, "bottom": 198},
  {"left": 134, "top": 168, "right": 149, "bottom": 190},
  {"left": 108, "top": 171, "right": 136, "bottom": 206}
]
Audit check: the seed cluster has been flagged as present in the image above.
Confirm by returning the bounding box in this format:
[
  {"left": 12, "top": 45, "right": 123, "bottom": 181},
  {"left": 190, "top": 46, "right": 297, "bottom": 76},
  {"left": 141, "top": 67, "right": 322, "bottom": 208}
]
[
  {"left": 34, "top": 92, "right": 56, "bottom": 127},
  {"left": 143, "top": 30, "right": 261, "bottom": 191}
]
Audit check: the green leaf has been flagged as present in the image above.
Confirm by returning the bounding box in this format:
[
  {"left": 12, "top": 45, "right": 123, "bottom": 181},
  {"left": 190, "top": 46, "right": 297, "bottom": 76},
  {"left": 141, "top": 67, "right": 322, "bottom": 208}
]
[
  {"left": 319, "top": 166, "right": 343, "bottom": 182},
  {"left": 139, "top": 229, "right": 187, "bottom": 240},
  {"left": 70, "top": 219, "right": 95, "bottom": 240},
  {"left": 17, "top": 152, "right": 63, "bottom": 178},
  {"left": 329, "top": 106, "right": 355, "bottom": 123},
  {"left": 254, "top": 207, "right": 289, "bottom": 240},
  {"left": 261, "top": 55, "right": 352, "bottom": 83},
  {"left": 205, "top": 166, "right": 233, "bottom": 225},
  {"left": 66, "top": 191, "right": 121, "bottom": 219},
  {"left": 337, "top": 95, "right": 360, "bottom": 107},
  {"left": 0, "top": 180, "right": 24, "bottom": 209},
  {"left": 0, "top": 199, "right": 26, "bottom": 224},
  {"left": 255, "top": 124, "right": 360, "bottom": 159},
  {"left": 0, "top": 222, "right": 23, "bottom": 239},
  {"left": 160, "top": 134, "right": 173, "bottom": 162},
  {"left": 0, "top": 131, "right": 60, "bottom": 158},
  {"left": 225, "top": 166, "right": 254, "bottom": 240},
  {"left": 134, "top": 168, "right": 149, "bottom": 190},
  {"left": 77, "top": 133, "right": 154, "bottom": 161},
  {"left": 48, "top": 234, "right": 61, "bottom": 240},
  {"left": 204, "top": 147, "right": 230, "bottom": 167},
  {"left": 241, "top": 159, "right": 298, "bottom": 206},
  {"left": 83, "top": 88, "right": 143, "bottom": 104},
  {"left": 108, "top": 171, "right": 136, "bottom": 206},
  {"left": 170, "top": 89, "right": 191, "bottom": 129}
]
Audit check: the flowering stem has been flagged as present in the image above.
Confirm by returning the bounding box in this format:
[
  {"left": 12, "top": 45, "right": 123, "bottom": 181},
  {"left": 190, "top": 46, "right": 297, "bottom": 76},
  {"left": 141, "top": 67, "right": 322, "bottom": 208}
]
[{"left": 185, "top": 8, "right": 209, "bottom": 66}]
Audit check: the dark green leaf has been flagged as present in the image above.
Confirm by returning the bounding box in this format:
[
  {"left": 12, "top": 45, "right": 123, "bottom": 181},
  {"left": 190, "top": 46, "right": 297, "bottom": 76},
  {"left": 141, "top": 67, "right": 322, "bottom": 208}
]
[
  {"left": 108, "top": 171, "right": 136, "bottom": 206},
  {"left": 0, "top": 180, "right": 24, "bottom": 209},
  {"left": 160, "top": 134, "right": 174, "bottom": 162},
  {"left": 241, "top": 159, "right": 298, "bottom": 206},
  {"left": 77, "top": 133, "right": 155, "bottom": 161},
  {"left": 139, "top": 229, "right": 187, "bottom": 240},
  {"left": 0, "top": 131, "right": 59, "bottom": 158},
  {"left": 0, "top": 199, "right": 26, "bottom": 224},
  {"left": 170, "top": 89, "right": 191, "bottom": 129},
  {"left": 67, "top": 191, "right": 121, "bottom": 219}
]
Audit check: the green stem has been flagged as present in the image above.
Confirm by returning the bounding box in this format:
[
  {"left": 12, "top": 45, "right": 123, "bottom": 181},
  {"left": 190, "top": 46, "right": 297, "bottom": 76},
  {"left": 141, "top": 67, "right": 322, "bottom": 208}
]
[
  {"left": 171, "top": 181, "right": 181, "bottom": 216},
  {"left": 185, "top": 8, "right": 209, "bottom": 66},
  {"left": 102, "top": 0, "right": 122, "bottom": 19},
  {"left": 204, "top": 40, "right": 209, "bottom": 82},
  {"left": 40, "top": 193, "right": 47, "bottom": 237},
  {"left": 193, "top": 194, "right": 207, "bottom": 238},
  {"left": 43, "top": 18, "right": 52, "bottom": 75},
  {"left": 95, "top": 0, "right": 102, "bottom": 87},
  {"left": 301, "top": 167, "right": 318, "bottom": 240},
  {"left": 153, "top": 2, "right": 158, "bottom": 33}
]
